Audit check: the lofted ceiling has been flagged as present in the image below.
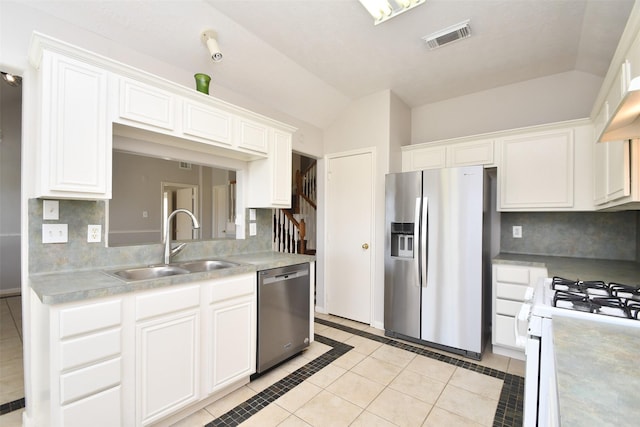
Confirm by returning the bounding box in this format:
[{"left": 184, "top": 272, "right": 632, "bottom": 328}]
[{"left": 18, "top": 0, "right": 636, "bottom": 129}]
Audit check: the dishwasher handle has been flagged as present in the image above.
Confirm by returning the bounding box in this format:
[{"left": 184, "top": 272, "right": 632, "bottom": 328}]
[{"left": 261, "top": 269, "right": 309, "bottom": 285}]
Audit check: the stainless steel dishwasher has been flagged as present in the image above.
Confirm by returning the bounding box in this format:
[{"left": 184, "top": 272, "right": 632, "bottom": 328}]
[{"left": 256, "top": 263, "right": 310, "bottom": 374}]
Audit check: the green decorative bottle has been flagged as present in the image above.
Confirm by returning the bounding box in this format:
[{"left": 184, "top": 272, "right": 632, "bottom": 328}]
[{"left": 194, "top": 73, "right": 211, "bottom": 94}]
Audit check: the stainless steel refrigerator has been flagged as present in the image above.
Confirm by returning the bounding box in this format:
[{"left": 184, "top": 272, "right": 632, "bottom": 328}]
[{"left": 384, "top": 165, "right": 489, "bottom": 360}]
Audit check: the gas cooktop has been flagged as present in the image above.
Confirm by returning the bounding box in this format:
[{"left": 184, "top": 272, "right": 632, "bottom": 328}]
[{"left": 551, "top": 276, "right": 640, "bottom": 320}]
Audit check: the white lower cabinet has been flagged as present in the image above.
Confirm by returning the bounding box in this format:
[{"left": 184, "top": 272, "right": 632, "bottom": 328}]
[
  {"left": 135, "top": 285, "right": 201, "bottom": 426},
  {"left": 205, "top": 274, "right": 256, "bottom": 393},
  {"left": 33, "top": 296, "right": 125, "bottom": 427},
  {"left": 32, "top": 272, "right": 260, "bottom": 427},
  {"left": 492, "top": 263, "right": 548, "bottom": 360}
]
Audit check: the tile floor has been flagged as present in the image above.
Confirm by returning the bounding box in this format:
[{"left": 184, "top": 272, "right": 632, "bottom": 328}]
[
  {"left": 0, "top": 307, "right": 525, "bottom": 427},
  {"left": 0, "top": 296, "right": 24, "bottom": 427}
]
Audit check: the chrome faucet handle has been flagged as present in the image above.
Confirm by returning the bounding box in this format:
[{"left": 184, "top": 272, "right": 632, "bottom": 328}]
[{"left": 170, "top": 243, "right": 187, "bottom": 258}]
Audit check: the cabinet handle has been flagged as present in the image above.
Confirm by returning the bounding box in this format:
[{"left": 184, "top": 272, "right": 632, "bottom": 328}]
[{"left": 362, "top": 243, "right": 369, "bottom": 250}]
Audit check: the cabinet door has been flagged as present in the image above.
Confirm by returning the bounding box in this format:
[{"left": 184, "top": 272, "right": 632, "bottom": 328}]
[
  {"left": 447, "top": 139, "right": 494, "bottom": 167},
  {"left": 182, "top": 100, "right": 232, "bottom": 145},
  {"left": 207, "top": 295, "right": 255, "bottom": 393},
  {"left": 593, "top": 140, "right": 608, "bottom": 205},
  {"left": 247, "top": 130, "right": 293, "bottom": 208},
  {"left": 39, "top": 51, "right": 110, "bottom": 198},
  {"left": 119, "top": 77, "right": 175, "bottom": 130},
  {"left": 499, "top": 129, "right": 574, "bottom": 210},
  {"left": 237, "top": 117, "right": 269, "bottom": 154},
  {"left": 402, "top": 146, "right": 446, "bottom": 171},
  {"left": 606, "top": 140, "right": 631, "bottom": 201},
  {"left": 272, "top": 130, "right": 293, "bottom": 206},
  {"left": 136, "top": 310, "right": 200, "bottom": 426}
]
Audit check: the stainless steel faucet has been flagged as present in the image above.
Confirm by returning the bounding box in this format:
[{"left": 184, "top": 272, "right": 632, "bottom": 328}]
[{"left": 164, "top": 209, "right": 200, "bottom": 265}]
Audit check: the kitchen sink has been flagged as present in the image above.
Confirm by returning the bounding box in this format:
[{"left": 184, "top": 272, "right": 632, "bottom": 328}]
[
  {"left": 106, "top": 259, "right": 239, "bottom": 282},
  {"left": 108, "top": 265, "right": 190, "bottom": 281},
  {"left": 174, "top": 259, "right": 239, "bottom": 273}
]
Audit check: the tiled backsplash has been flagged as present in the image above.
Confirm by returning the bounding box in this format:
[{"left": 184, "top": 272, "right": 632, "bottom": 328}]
[
  {"left": 500, "top": 211, "right": 638, "bottom": 261},
  {"left": 29, "top": 199, "right": 272, "bottom": 274}
]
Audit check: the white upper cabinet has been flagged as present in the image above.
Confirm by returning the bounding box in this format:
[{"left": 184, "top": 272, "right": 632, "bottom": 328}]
[
  {"left": 182, "top": 100, "right": 233, "bottom": 146},
  {"left": 28, "top": 33, "right": 296, "bottom": 202},
  {"left": 236, "top": 117, "right": 270, "bottom": 154},
  {"left": 495, "top": 121, "right": 595, "bottom": 212},
  {"left": 34, "top": 50, "right": 111, "bottom": 199},
  {"left": 118, "top": 77, "right": 176, "bottom": 131},
  {"left": 498, "top": 128, "right": 574, "bottom": 210},
  {"left": 247, "top": 129, "right": 293, "bottom": 208},
  {"left": 402, "top": 139, "right": 494, "bottom": 172}
]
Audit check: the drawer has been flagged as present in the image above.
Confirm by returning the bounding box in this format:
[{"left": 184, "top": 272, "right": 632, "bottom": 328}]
[
  {"left": 59, "top": 299, "right": 121, "bottom": 339},
  {"left": 494, "top": 314, "right": 518, "bottom": 349},
  {"left": 208, "top": 274, "right": 255, "bottom": 304},
  {"left": 495, "top": 266, "right": 530, "bottom": 285},
  {"left": 61, "top": 385, "right": 121, "bottom": 427},
  {"left": 60, "top": 328, "right": 121, "bottom": 371},
  {"left": 496, "top": 299, "right": 522, "bottom": 317},
  {"left": 60, "top": 358, "right": 121, "bottom": 404},
  {"left": 496, "top": 282, "right": 529, "bottom": 301},
  {"left": 136, "top": 284, "right": 200, "bottom": 321}
]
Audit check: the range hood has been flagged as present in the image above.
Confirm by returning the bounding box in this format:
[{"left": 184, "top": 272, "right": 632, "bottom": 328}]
[{"left": 599, "top": 76, "right": 640, "bottom": 142}]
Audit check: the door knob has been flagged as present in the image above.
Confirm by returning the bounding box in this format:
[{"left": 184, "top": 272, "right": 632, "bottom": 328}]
[{"left": 362, "top": 243, "right": 369, "bottom": 249}]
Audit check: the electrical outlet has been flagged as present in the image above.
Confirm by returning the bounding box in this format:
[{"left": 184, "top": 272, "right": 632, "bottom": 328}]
[
  {"left": 513, "top": 225, "right": 522, "bottom": 238},
  {"left": 249, "top": 222, "right": 257, "bottom": 236},
  {"left": 42, "top": 224, "right": 68, "bottom": 243},
  {"left": 87, "top": 225, "right": 102, "bottom": 242}
]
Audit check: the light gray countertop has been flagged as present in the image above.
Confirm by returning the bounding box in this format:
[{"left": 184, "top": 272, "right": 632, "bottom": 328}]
[
  {"left": 553, "top": 316, "right": 640, "bottom": 426},
  {"left": 30, "top": 251, "right": 315, "bottom": 305},
  {"left": 493, "top": 253, "right": 640, "bottom": 284}
]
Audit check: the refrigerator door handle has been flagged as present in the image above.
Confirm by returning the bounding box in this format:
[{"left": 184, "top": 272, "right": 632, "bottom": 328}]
[
  {"left": 414, "top": 197, "right": 421, "bottom": 288},
  {"left": 421, "top": 196, "right": 428, "bottom": 288}
]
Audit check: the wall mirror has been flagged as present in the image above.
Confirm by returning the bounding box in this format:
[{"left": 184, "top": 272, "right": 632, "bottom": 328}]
[{"left": 108, "top": 149, "right": 237, "bottom": 246}]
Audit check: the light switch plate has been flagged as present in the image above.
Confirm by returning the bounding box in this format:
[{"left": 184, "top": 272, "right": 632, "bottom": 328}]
[
  {"left": 43, "top": 200, "right": 59, "bottom": 220},
  {"left": 249, "top": 222, "right": 257, "bottom": 236},
  {"left": 249, "top": 209, "right": 256, "bottom": 221},
  {"left": 42, "top": 224, "right": 68, "bottom": 243}
]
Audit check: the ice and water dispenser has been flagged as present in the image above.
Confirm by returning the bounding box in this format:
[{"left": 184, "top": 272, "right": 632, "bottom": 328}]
[{"left": 390, "top": 222, "right": 415, "bottom": 258}]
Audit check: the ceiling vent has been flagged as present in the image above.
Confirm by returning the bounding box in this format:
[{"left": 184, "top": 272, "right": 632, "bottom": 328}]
[{"left": 422, "top": 20, "right": 471, "bottom": 49}]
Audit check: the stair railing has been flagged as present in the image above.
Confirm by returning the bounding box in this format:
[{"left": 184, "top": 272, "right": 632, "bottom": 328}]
[
  {"left": 273, "top": 209, "right": 306, "bottom": 254},
  {"left": 273, "top": 161, "right": 316, "bottom": 255}
]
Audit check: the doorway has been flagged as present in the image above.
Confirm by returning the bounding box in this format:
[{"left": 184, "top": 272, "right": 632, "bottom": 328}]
[
  {"left": 161, "top": 182, "right": 199, "bottom": 241},
  {"left": 0, "top": 72, "right": 22, "bottom": 297},
  {"left": 325, "top": 149, "right": 375, "bottom": 324}
]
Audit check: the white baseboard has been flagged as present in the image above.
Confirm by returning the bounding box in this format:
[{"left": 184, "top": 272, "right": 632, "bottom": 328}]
[{"left": 0, "top": 288, "right": 21, "bottom": 298}]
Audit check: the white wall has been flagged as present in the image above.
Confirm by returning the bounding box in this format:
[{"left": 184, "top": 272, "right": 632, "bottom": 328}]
[
  {"left": 0, "top": 81, "right": 22, "bottom": 295},
  {"left": 320, "top": 90, "right": 394, "bottom": 327},
  {"left": 389, "top": 92, "right": 411, "bottom": 173},
  {"left": 411, "top": 70, "right": 602, "bottom": 143}
]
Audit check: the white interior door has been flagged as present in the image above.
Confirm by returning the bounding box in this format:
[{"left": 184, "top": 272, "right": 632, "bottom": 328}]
[
  {"left": 212, "top": 185, "right": 229, "bottom": 238},
  {"left": 176, "top": 187, "right": 196, "bottom": 240},
  {"left": 325, "top": 150, "right": 374, "bottom": 324}
]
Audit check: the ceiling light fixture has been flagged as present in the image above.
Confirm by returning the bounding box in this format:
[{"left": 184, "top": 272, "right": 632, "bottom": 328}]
[
  {"left": 201, "top": 30, "right": 223, "bottom": 62},
  {"left": 358, "top": 0, "right": 426, "bottom": 25},
  {"left": 1, "top": 72, "right": 22, "bottom": 87}
]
